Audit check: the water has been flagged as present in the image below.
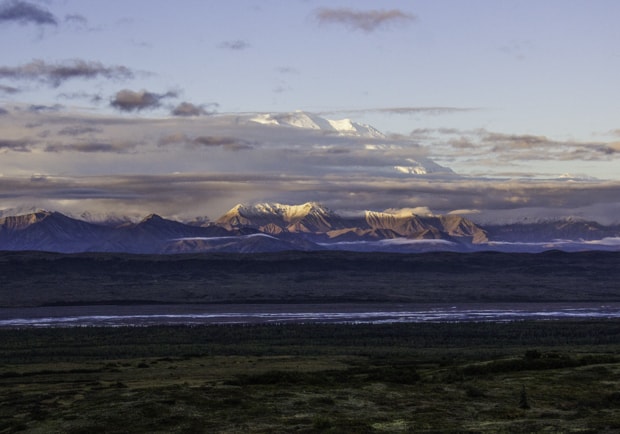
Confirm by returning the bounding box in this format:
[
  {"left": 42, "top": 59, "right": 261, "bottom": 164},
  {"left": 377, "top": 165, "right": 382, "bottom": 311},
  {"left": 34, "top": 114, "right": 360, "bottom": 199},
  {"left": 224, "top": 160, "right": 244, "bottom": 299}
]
[{"left": 1, "top": 302, "right": 620, "bottom": 328}]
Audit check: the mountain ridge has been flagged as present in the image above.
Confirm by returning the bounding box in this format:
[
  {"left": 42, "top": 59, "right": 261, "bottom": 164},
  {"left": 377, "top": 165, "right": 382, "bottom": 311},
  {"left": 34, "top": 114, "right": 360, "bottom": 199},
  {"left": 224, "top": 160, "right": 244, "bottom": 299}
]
[{"left": 1, "top": 203, "right": 619, "bottom": 254}]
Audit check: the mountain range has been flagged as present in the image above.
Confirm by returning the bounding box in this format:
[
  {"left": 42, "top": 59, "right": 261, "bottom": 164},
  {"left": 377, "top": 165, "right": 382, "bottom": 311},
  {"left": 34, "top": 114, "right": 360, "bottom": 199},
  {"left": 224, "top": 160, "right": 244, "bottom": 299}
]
[{"left": 1, "top": 202, "right": 619, "bottom": 254}]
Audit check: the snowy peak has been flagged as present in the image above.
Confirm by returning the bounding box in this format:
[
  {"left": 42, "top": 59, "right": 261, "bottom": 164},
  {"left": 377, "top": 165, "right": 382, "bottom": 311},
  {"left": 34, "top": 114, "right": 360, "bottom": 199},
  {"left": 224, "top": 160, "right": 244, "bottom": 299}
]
[
  {"left": 224, "top": 202, "right": 331, "bottom": 220},
  {"left": 394, "top": 158, "right": 455, "bottom": 175},
  {"left": 216, "top": 202, "right": 487, "bottom": 242},
  {"left": 325, "top": 118, "right": 385, "bottom": 138},
  {"left": 250, "top": 111, "right": 385, "bottom": 138},
  {"left": 217, "top": 202, "right": 337, "bottom": 233}
]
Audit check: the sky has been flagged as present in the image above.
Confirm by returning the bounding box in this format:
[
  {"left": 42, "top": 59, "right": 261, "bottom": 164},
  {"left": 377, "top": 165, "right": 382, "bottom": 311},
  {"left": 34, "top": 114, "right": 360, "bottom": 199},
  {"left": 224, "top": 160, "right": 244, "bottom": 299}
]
[{"left": 1, "top": 0, "right": 619, "bottom": 224}]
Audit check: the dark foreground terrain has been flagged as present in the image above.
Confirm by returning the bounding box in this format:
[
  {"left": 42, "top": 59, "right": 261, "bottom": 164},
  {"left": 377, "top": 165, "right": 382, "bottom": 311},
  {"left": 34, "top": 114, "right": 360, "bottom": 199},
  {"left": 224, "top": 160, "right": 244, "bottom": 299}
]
[
  {"left": 1, "top": 250, "right": 619, "bottom": 307},
  {"left": 1, "top": 321, "right": 620, "bottom": 433},
  {"left": 2, "top": 250, "right": 619, "bottom": 432}
]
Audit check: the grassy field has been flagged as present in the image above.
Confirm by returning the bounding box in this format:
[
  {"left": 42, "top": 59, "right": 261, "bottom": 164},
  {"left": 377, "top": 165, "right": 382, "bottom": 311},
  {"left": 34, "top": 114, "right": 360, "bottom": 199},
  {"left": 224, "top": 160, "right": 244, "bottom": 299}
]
[{"left": 1, "top": 321, "right": 620, "bottom": 433}]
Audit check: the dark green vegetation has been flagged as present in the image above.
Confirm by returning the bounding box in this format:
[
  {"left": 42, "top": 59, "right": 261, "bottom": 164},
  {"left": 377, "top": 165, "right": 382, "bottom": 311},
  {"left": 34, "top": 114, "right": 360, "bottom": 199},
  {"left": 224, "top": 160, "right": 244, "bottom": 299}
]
[
  {"left": 2, "top": 321, "right": 620, "bottom": 433},
  {"left": 1, "top": 250, "right": 619, "bottom": 307}
]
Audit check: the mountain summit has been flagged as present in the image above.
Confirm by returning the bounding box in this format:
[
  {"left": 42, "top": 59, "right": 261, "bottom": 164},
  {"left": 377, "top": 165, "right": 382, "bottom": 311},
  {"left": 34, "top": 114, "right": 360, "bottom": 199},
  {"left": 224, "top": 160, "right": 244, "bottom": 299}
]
[
  {"left": 250, "top": 111, "right": 385, "bottom": 138},
  {"left": 217, "top": 202, "right": 340, "bottom": 234}
]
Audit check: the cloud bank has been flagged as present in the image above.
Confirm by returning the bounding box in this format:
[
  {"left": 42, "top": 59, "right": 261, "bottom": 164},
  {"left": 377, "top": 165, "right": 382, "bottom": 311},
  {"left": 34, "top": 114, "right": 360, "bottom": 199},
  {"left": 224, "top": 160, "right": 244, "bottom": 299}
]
[{"left": 0, "top": 110, "right": 618, "bottom": 223}]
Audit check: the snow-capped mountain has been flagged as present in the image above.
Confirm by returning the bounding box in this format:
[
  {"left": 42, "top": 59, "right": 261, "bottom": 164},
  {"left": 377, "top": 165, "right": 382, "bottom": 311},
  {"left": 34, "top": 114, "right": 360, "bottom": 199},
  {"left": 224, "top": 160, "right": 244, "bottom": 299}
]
[
  {"left": 216, "top": 202, "right": 343, "bottom": 234},
  {"left": 250, "top": 111, "right": 385, "bottom": 138},
  {"left": 217, "top": 202, "right": 488, "bottom": 246},
  {"left": 393, "top": 158, "right": 454, "bottom": 175},
  {"left": 1, "top": 204, "right": 619, "bottom": 254},
  {"left": 246, "top": 111, "right": 454, "bottom": 176}
]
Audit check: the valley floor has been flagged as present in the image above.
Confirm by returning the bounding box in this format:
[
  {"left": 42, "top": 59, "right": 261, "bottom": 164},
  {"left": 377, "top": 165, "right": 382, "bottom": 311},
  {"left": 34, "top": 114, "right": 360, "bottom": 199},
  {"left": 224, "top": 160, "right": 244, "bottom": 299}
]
[{"left": 1, "top": 321, "right": 620, "bottom": 433}]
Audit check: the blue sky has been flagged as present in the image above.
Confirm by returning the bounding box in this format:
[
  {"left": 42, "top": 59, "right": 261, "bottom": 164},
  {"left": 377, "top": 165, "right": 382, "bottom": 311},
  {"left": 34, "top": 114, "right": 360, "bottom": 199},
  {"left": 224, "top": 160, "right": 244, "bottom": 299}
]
[{"left": 1, "top": 0, "right": 619, "bottom": 222}]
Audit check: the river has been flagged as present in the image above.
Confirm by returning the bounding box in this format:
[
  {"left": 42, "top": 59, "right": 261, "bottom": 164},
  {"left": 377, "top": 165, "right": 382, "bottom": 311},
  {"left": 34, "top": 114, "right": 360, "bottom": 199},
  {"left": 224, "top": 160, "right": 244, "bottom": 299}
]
[{"left": 1, "top": 302, "right": 620, "bottom": 327}]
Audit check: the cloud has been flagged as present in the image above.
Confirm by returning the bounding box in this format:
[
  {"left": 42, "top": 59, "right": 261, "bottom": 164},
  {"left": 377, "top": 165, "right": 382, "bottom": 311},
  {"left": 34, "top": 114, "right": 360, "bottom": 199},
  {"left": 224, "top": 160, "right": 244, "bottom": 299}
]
[
  {"left": 159, "top": 134, "right": 253, "bottom": 151},
  {"left": 0, "top": 59, "right": 134, "bottom": 87},
  {"left": 0, "top": 107, "right": 8, "bottom": 115},
  {"left": 276, "top": 66, "right": 299, "bottom": 75},
  {"left": 0, "top": 0, "right": 57, "bottom": 26},
  {"left": 171, "top": 102, "right": 215, "bottom": 117},
  {"left": 0, "top": 138, "right": 30, "bottom": 152},
  {"left": 409, "top": 127, "right": 620, "bottom": 170},
  {"left": 0, "top": 84, "right": 19, "bottom": 94},
  {"left": 27, "top": 104, "right": 63, "bottom": 113},
  {"left": 482, "top": 132, "right": 555, "bottom": 149},
  {"left": 314, "top": 8, "right": 415, "bottom": 32},
  {"left": 2, "top": 173, "right": 619, "bottom": 224},
  {"left": 44, "top": 141, "right": 136, "bottom": 153},
  {"left": 57, "top": 91, "right": 104, "bottom": 103},
  {"left": 329, "top": 107, "right": 476, "bottom": 117},
  {"left": 111, "top": 89, "right": 177, "bottom": 112},
  {"left": 64, "top": 13, "right": 87, "bottom": 25},
  {"left": 1, "top": 109, "right": 619, "bottom": 224},
  {"left": 498, "top": 40, "right": 532, "bottom": 61},
  {"left": 57, "top": 126, "right": 102, "bottom": 136},
  {"left": 192, "top": 136, "right": 253, "bottom": 151},
  {"left": 219, "top": 40, "right": 250, "bottom": 50}
]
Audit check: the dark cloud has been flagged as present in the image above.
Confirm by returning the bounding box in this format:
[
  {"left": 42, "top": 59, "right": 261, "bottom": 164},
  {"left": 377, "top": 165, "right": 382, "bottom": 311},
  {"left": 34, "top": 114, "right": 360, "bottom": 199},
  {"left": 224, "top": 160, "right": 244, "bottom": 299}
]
[
  {"left": 193, "top": 136, "right": 253, "bottom": 151},
  {"left": 0, "top": 138, "right": 30, "bottom": 152},
  {"left": 0, "top": 59, "right": 134, "bottom": 87},
  {"left": 171, "top": 102, "right": 215, "bottom": 117},
  {"left": 157, "top": 133, "right": 187, "bottom": 147},
  {"left": 0, "top": 84, "right": 19, "bottom": 94},
  {"left": 219, "top": 40, "right": 250, "bottom": 50},
  {"left": 159, "top": 134, "right": 252, "bottom": 151},
  {"left": 315, "top": 8, "right": 415, "bottom": 32},
  {"left": 587, "top": 144, "right": 618, "bottom": 156},
  {"left": 44, "top": 142, "right": 134, "bottom": 153},
  {"left": 57, "top": 126, "right": 102, "bottom": 136},
  {"left": 110, "top": 89, "right": 177, "bottom": 112},
  {"left": 0, "top": 107, "right": 8, "bottom": 115},
  {"left": 0, "top": 0, "right": 57, "bottom": 26},
  {"left": 30, "top": 174, "right": 47, "bottom": 182}
]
